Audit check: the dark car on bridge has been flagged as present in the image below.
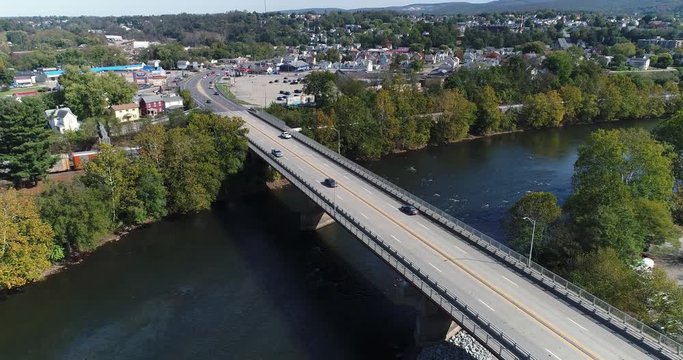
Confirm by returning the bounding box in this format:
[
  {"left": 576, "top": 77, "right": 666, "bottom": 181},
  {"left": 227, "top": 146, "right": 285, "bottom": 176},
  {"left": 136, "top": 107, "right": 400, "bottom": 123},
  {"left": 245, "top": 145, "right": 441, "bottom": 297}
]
[
  {"left": 206, "top": 99, "right": 212, "bottom": 104},
  {"left": 400, "top": 205, "right": 418, "bottom": 215},
  {"left": 323, "top": 178, "right": 337, "bottom": 188},
  {"left": 214, "top": 91, "right": 220, "bottom": 95},
  {"left": 271, "top": 149, "right": 283, "bottom": 158}
]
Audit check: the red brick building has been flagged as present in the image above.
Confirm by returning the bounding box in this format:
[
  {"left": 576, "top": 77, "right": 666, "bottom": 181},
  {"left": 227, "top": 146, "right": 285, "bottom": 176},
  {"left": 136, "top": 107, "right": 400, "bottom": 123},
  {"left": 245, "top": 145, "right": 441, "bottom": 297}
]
[{"left": 139, "top": 95, "right": 165, "bottom": 116}]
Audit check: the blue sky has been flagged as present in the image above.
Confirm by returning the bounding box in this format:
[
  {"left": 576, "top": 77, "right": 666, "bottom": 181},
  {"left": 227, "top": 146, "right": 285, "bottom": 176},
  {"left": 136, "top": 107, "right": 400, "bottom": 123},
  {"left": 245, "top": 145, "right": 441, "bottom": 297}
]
[{"left": 4, "top": 0, "right": 492, "bottom": 17}]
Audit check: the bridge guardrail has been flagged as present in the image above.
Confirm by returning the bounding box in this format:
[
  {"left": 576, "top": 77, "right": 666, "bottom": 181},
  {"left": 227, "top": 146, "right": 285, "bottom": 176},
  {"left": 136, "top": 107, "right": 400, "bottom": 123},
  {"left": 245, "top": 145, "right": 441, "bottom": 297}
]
[
  {"left": 248, "top": 138, "right": 534, "bottom": 360},
  {"left": 249, "top": 109, "right": 682, "bottom": 358}
]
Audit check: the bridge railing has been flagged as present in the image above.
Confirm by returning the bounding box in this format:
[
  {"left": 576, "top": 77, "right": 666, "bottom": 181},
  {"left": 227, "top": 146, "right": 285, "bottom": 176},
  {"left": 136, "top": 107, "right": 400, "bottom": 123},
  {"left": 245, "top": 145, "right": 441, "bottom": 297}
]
[
  {"left": 248, "top": 138, "right": 535, "bottom": 360},
  {"left": 249, "top": 109, "right": 683, "bottom": 358}
]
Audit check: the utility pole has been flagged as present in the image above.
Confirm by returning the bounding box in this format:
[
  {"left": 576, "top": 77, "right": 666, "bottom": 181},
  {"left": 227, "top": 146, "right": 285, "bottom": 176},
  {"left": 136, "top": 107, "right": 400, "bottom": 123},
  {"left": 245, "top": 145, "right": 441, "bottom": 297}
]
[{"left": 523, "top": 216, "right": 536, "bottom": 267}]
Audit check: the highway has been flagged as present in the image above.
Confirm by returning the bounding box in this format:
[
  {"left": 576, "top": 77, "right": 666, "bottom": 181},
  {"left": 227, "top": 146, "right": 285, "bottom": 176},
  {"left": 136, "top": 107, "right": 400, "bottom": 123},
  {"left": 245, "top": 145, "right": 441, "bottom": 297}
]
[{"left": 186, "top": 73, "right": 667, "bottom": 359}]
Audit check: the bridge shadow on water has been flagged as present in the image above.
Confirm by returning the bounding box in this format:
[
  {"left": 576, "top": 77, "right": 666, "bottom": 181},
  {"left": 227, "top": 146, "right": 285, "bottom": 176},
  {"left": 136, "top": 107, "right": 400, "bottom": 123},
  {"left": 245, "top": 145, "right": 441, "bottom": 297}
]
[{"left": 216, "top": 189, "right": 420, "bottom": 359}]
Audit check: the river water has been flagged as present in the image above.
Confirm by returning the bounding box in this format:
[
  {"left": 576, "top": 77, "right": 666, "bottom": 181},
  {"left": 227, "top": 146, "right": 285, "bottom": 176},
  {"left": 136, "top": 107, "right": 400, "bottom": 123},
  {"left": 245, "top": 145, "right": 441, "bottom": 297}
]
[{"left": 0, "top": 120, "right": 658, "bottom": 359}]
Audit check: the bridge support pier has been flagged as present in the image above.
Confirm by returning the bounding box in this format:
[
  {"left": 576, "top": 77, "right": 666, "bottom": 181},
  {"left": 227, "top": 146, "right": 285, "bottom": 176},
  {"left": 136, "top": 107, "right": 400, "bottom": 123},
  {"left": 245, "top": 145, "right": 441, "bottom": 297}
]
[
  {"left": 299, "top": 198, "right": 335, "bottom": 231},
  {"left": 414, "top": 296, "right": 461, "bottom": 346}
]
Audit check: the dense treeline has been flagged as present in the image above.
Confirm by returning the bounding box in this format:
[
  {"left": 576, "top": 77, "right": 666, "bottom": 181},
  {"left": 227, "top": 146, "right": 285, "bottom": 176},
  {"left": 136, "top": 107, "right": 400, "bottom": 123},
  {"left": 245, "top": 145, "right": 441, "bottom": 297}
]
[
  {"left": 505, "top": 123, "right": 683, "bottom": 337},
  {"left": 0, "top": 111, "right": 248, "bottom": 290},
  {"left": 269, "top": 50, "right": 681, "bottom": 160}
]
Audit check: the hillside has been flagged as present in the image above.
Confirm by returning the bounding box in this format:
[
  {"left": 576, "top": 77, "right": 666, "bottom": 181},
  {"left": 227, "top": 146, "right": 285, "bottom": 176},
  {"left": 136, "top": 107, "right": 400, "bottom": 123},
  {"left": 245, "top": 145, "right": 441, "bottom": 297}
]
[{"left": 296, "top": 0, "right": 683, "bottom": 15}]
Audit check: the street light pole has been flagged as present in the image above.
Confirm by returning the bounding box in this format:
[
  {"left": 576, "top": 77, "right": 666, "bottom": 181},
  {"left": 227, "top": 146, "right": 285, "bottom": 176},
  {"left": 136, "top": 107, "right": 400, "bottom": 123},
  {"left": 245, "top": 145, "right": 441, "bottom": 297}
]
[
  {"left": 523, "top": 216, "right": 536, "bottom": 267},
  {"left": 331, "top": 126, "right": 340, "bottom": 154}
]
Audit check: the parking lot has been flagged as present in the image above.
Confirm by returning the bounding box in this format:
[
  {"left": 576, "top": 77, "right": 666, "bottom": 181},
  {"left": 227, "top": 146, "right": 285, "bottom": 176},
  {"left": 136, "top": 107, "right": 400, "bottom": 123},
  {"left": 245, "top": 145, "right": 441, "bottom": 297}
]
[{"left": 223, "top": 71, "right": 311, "bottom": 107}]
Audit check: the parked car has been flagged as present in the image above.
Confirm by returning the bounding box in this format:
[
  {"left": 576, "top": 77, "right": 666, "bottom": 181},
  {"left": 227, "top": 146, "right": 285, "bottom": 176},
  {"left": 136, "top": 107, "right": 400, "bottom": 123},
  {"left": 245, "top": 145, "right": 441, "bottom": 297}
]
[
  {"left": 323, "top": 178, "right": 337, "bottom": 188},
  {"left": 279, "top": 90, "right": 285, "bottom": 94},
  {"left": 214, "top": 91, "right": 220, "bottom": 95},
  {"left": 206, "top": 99, "right": 212, "bottom": 104},
  {"left": 280, "top": 131, "right": 292, "bottom": 139},
  {"left": 284, "top": 91, "right": 291, "bottom": 95},
  {"left": 294, "top": 89, "right": 302, "bottom": 94},
  {"left": 269, "top": 81, "right": 273, "bottom": 84},
  {"left": 400, "top": 205, "right": 419, "bottom": 215},
  {"left": 274, "top": 79, "right": 279, "bottom": 83},
  {"left": 271, "top": 149, "right": 283, "bottom": 158},
  {"left": 276, "top": 96, "right": 283, "bottom": 101}
]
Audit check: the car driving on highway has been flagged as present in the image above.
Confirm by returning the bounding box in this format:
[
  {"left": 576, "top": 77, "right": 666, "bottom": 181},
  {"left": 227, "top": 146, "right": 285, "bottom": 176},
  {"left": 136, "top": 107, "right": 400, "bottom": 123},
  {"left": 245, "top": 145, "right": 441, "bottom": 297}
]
[
  {"left": 280, "top": 131, "right": 292, "bottom": 139},
  {"left": 323, "top": 178, "right": 337, "bottom": 188},
  {"left": 400, "top": 205, "right": 418, "bottom": 215},
  {"left": 271, "top": 149, "right": 283, "bottom": 158}
]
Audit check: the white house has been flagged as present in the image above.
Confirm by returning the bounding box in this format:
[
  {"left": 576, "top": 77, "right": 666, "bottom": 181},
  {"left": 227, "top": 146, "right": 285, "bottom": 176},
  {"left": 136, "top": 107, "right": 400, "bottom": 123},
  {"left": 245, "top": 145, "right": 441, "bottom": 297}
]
[
  {"left": 627, "top": 56, "right": 651, "bottom": 70},
  {"left": 164, "top": 96, "right": 184, "bottom": 110},
  {"left": 45, "top": 108, "right": 80, "bottom": 134}
]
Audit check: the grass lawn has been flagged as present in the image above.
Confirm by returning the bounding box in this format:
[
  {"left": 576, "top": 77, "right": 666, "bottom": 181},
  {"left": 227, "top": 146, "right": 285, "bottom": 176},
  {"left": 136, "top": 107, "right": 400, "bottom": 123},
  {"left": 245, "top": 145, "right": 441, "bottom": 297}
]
[{"left": 0, "top": 85, "right": 49, "bottom": 97}]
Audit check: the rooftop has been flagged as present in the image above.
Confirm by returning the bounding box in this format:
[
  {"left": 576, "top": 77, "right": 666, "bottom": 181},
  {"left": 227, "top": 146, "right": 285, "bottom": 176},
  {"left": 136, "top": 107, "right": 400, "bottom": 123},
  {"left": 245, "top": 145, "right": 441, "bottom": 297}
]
[{"left": 111, "top": 103, "right": 139, "bottom": 111}]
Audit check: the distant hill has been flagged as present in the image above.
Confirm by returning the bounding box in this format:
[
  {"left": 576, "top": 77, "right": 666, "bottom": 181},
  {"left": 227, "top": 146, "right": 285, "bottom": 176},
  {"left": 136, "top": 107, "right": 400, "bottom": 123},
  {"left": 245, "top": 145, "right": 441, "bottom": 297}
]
[{"left": 293, "top": 0, "right": 683, "bottom": 15}]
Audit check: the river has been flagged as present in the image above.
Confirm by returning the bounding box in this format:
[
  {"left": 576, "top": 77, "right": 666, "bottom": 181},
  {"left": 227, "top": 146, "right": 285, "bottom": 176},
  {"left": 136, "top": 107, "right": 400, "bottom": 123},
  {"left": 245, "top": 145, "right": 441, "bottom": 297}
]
[{"left": 0, "top": 119, "right": 658, "bottom": 359}]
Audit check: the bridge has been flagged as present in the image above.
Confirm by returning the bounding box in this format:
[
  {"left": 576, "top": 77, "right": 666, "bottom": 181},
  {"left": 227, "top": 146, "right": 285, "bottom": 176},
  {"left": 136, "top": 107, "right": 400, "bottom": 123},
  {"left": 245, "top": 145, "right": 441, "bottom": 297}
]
[{"left": 184, "top": 73, "right": 682, "bottom": 359}]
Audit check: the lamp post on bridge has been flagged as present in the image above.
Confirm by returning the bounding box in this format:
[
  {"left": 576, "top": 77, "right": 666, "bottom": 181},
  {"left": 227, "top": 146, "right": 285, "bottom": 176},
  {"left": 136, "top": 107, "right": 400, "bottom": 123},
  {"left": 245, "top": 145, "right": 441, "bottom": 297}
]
[
  {"left": 522, "top": 216, "right": 536, "bottom": 267},
  {"left": 331, "top": 126, "right": 340, "bottom": 154}
]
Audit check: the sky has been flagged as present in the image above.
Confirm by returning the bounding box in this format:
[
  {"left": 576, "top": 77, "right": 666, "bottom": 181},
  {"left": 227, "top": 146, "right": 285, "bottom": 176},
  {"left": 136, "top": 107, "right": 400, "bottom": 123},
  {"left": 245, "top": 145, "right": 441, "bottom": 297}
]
[{"left": 3, "top": 0, "right": 492, "bottom": 17}]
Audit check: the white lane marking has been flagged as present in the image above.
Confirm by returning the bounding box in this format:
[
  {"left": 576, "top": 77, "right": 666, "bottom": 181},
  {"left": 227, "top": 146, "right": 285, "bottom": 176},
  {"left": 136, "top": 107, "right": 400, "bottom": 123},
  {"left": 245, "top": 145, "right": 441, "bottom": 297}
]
[
  {"left": 362, "top": 187, "right": 373, "bottom": 195},
  {"left": 322, "top": 163, "right": 330, "bottom": 167},
  {"left": 360, "top": 212, "right": 369, "bottom": 219},
  {"left": 419, "top": 222, "right": 430, "bottom": 230},
  {"left": 453, "top": 245, "right": 469, "bottom": 255},
  {"left": 343, "top": 175, "right": 350, "bottom": 180},
  {"left": 429, "top": 263, "right": 443, "bottom": 273},
  {"left": 390, "top": 235, "right": 402, "bottom": 243},
  {"left": 386, "top": 202, "right": 394, "bottom": 207},
  {"left": 545, "top": 348, "right": 562, "bottom": 360},
  {"left": 501, "top": 275, "right": 519, "bottom": 287},
  {"left": 336, "top": 195, "right": 344, "bottom": 200},
  {"left": 478, "top": 299, "right": 495, "bottom": 312},
  {"left": 283, "top": 157, "right": 289, "bottom": 161},
  {"left": 567, "top": 318, "right": 588, "bottom": 332},
  {"left": 297, "top": 166, "right": 304, "bottom": 171}
]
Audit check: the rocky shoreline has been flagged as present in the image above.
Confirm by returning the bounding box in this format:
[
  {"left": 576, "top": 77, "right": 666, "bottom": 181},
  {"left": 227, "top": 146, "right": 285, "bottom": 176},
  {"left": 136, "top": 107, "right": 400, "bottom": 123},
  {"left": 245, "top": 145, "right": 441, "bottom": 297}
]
[{"left": 418, "top": 331, "right": 494, "bottom": 360}]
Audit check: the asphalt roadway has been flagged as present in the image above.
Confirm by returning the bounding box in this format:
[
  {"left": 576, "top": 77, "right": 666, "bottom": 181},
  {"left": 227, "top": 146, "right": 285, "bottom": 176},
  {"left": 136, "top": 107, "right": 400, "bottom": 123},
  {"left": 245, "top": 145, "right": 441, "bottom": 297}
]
[{"left": 186, "top": 72, "right": 664, "bottom": 360}]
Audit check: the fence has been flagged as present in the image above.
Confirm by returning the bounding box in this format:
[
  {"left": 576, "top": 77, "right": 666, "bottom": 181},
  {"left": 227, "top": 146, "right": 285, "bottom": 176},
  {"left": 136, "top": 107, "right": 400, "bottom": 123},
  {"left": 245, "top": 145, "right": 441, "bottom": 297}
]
[
  {"left": 248, "top": 138, "right": 535, "bottom": 360},
  {"left": 248, "top": 109, "right": 683, "bottom": 358}
]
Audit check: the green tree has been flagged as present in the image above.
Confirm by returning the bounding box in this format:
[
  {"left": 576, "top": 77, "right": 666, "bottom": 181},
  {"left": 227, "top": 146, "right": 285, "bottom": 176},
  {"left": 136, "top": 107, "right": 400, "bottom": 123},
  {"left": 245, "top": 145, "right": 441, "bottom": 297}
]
[
  {"left": 98, "top": 72, "right": 136, "bottom": 105},
  {"left": 655, "top": 53, "right": 673, "bottom": 69},
  {"left": 0, "top": 97, "right": 55, "bottom": 187},
  {"left": 433, "top": 90, "right": 477, "bottom": 143},
  {"left": 163, "top": 127, "right": 223, "bottom": 214},
  {"left": 81, "top": 144, "right": 137, "bottom": 224},
  {"left": 504, "top": 192, "right": 562, "bottom": 258},
  {"left": 474, "top": 85, "right": 504, "bottom": 135},
  {"left": 0, "top": 67, "right": 15, "bottom": 88},
  {"left": 303, "top": 71, "right": 338, "bottom": 108},
  {"left": 186, "top": 112, "right": 249, "bottom": 176},
  {"left": 0, "top": 188, "right": 54, "bottom": 290},
  {"left": 543, "top": 51, "right": 574, "bottom": 85},
  {"left": 180, "top": 89, "right": 196, "bottom": 110},
  {"left": 37, "top": 182, "right": 111, "bottom": 256},
  {"left": 374, "top": 89, "right": 401, "bottom": 151},
  {"left": 570, "top": 248, "right": 683, "bottom": 336},
  {"left": 609, "top": 42, "right": 636, "bottom": 58},
  {"left": 566, "top": 129, "right": 676, "bottom": 259},
  {"left": 522, "top": 91, "right": 565, "bottom": 129}
]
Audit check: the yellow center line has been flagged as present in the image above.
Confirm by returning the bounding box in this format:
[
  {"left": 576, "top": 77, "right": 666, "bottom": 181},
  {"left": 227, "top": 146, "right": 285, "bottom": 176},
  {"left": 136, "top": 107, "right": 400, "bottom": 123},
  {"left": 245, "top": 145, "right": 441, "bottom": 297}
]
[{"left": 207, "top": 80, "right": 599, "bottom": 359}]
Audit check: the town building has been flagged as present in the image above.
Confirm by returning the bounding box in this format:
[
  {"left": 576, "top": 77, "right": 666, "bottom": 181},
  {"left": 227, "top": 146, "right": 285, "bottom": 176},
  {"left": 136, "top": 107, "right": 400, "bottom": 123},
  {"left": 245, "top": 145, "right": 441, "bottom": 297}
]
[
  {"left": 45, "top": 107, "right": 80, "bottom": 133},
  {"left": 139, "top": 95, "right": 165, "bottom": 116},
  {"left": 164, "top": 96, "right": 184, "bottom": 110},
  {"left": 111, "top": 103, "right": 141, "bottom": 122},
  {"left": 627, "top": 56, "right": 651, "bottom": 70}
]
